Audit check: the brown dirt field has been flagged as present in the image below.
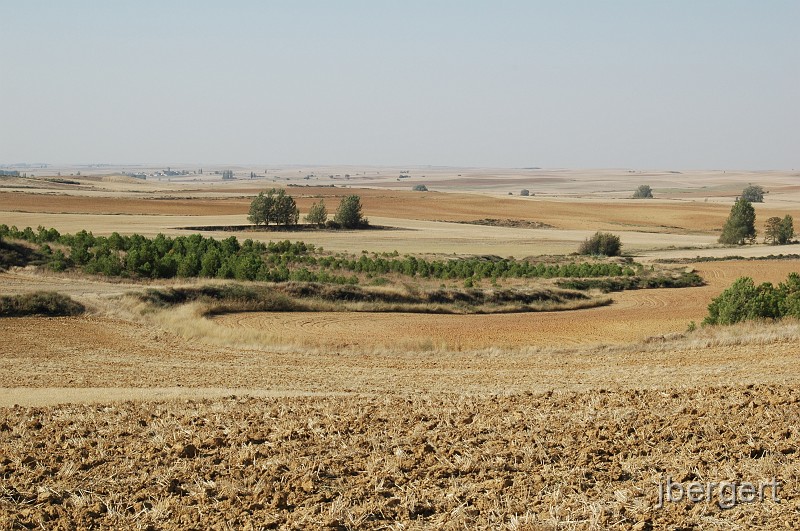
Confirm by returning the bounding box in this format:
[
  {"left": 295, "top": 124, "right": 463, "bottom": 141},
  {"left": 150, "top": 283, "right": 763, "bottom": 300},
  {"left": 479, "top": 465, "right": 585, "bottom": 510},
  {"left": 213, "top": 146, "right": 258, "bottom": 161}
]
[
  {"left": 0, "top": 192, "right": 251, "bottom": 216},
  {"left": 2, "top": 264, "right": 800, "bottom": 528},
  {"left": 2, "top": 187, "right": 792, "bottom": 233},
  {"left": 2, "top": 388, "right": 798, "bottom": 529}
]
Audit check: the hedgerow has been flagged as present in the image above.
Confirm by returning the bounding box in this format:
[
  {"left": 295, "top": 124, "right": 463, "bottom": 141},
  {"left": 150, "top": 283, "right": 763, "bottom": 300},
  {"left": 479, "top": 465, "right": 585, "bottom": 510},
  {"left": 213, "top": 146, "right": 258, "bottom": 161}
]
[{"left": 1, "top": 224, "right": 642, "bottom": 284}]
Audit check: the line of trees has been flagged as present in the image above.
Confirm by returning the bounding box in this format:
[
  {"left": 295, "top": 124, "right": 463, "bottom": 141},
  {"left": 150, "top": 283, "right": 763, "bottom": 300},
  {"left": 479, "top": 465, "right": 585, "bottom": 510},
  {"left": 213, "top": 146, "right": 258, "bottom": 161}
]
[{"left": 0, "top": 225, "right": 640, "bottom": 283}]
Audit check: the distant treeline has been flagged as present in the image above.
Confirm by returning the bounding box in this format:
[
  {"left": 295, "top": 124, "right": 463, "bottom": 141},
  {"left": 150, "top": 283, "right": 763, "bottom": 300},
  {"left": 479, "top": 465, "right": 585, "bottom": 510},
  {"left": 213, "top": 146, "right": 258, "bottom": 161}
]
[{"left": 1, "top": 225, "right": 639, "bottom": 284}]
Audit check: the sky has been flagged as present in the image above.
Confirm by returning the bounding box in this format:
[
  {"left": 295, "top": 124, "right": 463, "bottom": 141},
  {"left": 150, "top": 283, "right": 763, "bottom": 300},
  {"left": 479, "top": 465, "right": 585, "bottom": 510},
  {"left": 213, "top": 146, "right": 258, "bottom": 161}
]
[{"left": 2, "top": 1, "right": 798, "bottom": 169}]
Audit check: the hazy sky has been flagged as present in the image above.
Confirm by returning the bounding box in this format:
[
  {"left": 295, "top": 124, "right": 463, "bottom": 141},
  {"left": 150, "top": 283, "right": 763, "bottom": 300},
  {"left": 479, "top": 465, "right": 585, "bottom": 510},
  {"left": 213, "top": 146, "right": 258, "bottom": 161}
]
[{"left": 2, "top": 1, "right": 798, "bottom": 169}]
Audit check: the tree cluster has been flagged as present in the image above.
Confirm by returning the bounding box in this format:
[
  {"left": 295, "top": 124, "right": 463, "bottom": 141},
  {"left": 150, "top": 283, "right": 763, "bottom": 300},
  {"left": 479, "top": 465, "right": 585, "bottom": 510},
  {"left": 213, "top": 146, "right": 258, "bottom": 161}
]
[
  {"left": 764, "top": 215, "right": 794, "bottom": 245},
  {"left": 248, "top": 189, "right": 299, "bottom": 227},
  {"left": 741, "top": 184, "right": 765, "bottom": 203},
  {"left": 221, "top": 170, "right": 234, "bottom": 180}
]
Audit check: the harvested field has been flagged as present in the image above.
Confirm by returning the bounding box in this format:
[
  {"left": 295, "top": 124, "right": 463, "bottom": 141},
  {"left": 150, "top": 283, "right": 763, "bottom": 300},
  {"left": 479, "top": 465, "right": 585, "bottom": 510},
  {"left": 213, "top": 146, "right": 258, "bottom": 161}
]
[{"left": 1, "top": 187, "right": 793, "bottom": 233}]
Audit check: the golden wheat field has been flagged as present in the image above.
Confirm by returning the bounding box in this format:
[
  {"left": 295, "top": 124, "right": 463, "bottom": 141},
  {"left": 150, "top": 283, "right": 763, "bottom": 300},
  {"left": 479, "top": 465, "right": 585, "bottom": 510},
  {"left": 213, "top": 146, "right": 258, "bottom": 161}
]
[{"left": 2, "top": 167, "right": 800, "bottom": 529}]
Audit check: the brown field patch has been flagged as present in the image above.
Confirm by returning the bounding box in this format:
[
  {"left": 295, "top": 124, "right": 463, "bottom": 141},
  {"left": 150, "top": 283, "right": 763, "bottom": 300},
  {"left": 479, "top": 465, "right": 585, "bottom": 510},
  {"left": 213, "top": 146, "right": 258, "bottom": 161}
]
[{"left": 210, "top": 259, "right": 800, "bottom": 350}]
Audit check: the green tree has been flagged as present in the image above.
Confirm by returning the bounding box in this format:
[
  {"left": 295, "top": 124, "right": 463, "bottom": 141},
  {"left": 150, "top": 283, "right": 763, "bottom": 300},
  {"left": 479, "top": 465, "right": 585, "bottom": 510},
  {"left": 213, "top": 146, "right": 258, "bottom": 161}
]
[
  {"left": 779, "top": 215, "right": 794, "bottom": 244},
  {"left": 741, "top": 184, "right": 765, "bottom": 203},
  {"left": 412, "top": 184, "right": 428, "bottom": 192},
  {"left": 334, "top": 195, "right": 368, "bottom": 229},
  {"left": 248, "top": 191, "right": 272, "bottom": 227},
  {"left": 520, "top": 189, "right": 530, "bottom": 196},
  {"left": 305, "top": 200, "right": 328, "bottom": 226},
  {"left": 719, "top": 197, "right": 756, "bottom": 245},
  {"left": 272, "top": 189, "right": 299, "bottom": 226},
  {"left": 632, "top": 184, "right": 653, "bottom": 199},
  {"left": 764, "top": 217, "right": 782, "bottom": 244}
]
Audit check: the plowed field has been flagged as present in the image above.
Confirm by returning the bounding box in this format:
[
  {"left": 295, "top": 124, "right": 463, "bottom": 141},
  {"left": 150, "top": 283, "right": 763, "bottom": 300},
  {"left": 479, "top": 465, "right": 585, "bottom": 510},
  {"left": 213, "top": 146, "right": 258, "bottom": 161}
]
[{"left": 2, "top": 387, "right": 799, "bottom": 530}]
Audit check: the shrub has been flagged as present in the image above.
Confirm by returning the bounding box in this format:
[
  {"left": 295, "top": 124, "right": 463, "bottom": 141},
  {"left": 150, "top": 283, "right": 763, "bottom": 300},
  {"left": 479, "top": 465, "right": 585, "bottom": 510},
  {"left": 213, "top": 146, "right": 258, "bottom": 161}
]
[
  {"left": 578, "top": 232, "right": 622, "bottom": 257},
  {"left": 520, "top": 189, "right": 531, "bottom": 197},
  {"left": 741, "top": 184, "right": 765, "bottom": 203},
  {"left": 0, "top": 291, "right": 85, "bottom": 317},
  {"left": 632, "top": 184, "right": 653, "bottom": 199},
  {"left": 719, "top": 198, "right": 756, "bottom": 245},
  {"left": 703, "top": 277, "right": 782, "bottom": 325},
  {"left": 703, "top": 273, "right": 800, "bottom": 325},
  {"left": 412, "top": 184, "right": 428, "bottom": 192}
]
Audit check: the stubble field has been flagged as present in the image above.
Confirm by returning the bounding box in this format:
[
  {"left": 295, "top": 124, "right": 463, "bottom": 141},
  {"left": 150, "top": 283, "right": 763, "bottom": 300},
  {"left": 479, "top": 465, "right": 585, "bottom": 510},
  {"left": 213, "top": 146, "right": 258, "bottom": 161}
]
[{"left": 1, "top": 167, "right": 800, "bottom": 528}]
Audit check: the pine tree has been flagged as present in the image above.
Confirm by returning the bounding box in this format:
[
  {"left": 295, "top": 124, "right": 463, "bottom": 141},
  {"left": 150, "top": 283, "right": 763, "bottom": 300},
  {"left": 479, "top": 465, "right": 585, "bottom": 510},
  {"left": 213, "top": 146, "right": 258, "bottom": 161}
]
[
  {"left": 334, "top": 195, "right": 368, "bottom": 229},
  {"left": 719, "top": 197, "right": 756, "bottom": 245},
  {"left": 305, "top": 200, "right": 328, "bottom": 226}
]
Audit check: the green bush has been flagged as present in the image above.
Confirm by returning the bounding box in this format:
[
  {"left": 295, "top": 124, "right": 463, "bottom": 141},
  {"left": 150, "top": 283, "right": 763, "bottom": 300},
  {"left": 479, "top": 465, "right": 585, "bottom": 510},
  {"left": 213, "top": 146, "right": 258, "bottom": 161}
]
[
  {"left": 578, "top": 232, "right": 622, "bottom": 256},
  {"left": 632, "top": 185, "right": 653, "bottom": 199},
  {"left": 703, "top": 273, "right": 800, "bottom": 325},
  {"left": 412, "top": 184, "right": 428, "bottom": 192}
]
